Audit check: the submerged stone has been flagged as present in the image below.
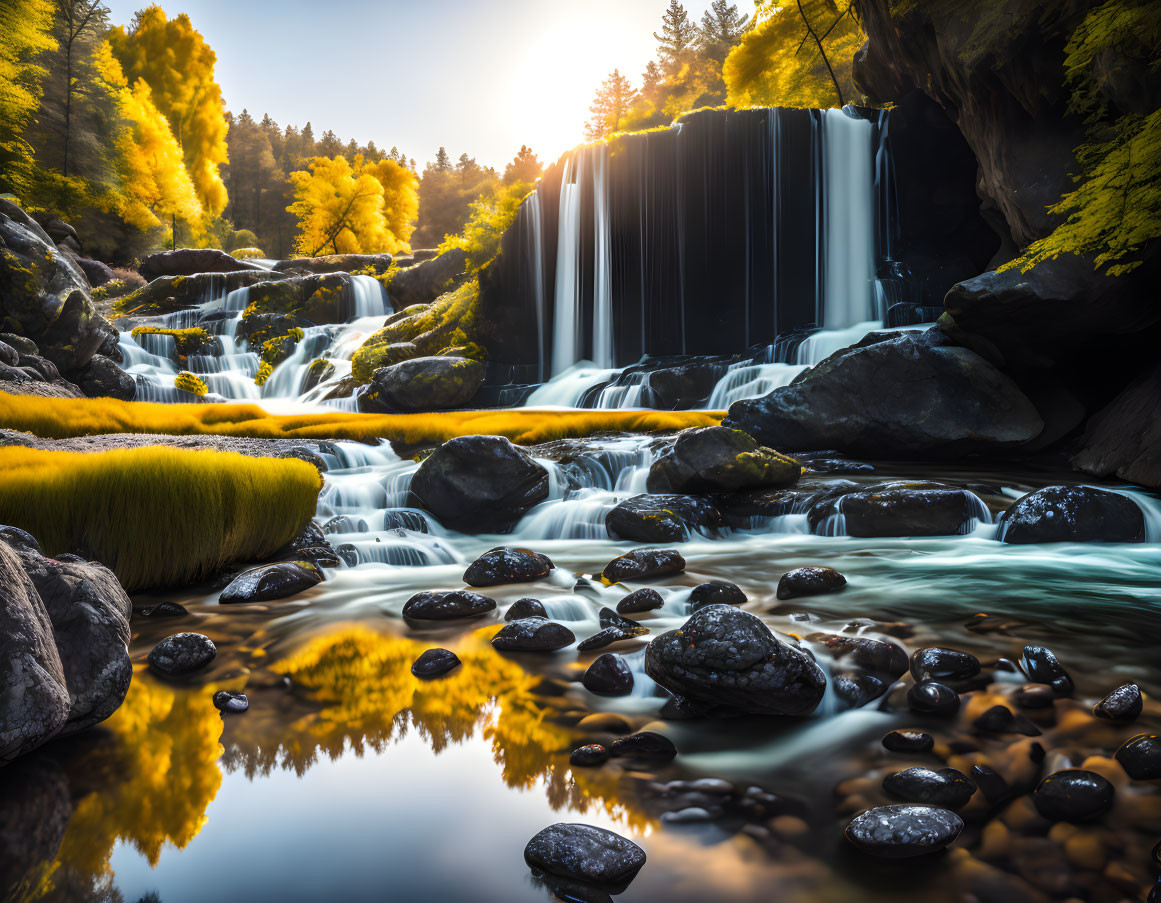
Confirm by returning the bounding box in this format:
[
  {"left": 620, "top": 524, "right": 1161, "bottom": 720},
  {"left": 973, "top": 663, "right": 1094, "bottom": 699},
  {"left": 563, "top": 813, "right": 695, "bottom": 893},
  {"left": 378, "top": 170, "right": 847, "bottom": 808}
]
[
  {"left": 907, "top": 681, "right": 961, "bottom": 717},
  {"left": 845, "top": 805, "right": 964, "bottom": 858},
  {"left": 1034, "top": 770, "right": 1115, "bottom": 821},
  {"left": 577, "top": 627, "right": 638, "bottom": 653},
  {"left": 212, "top": 690, "right": 248, "bottom": 713},
  {"left": 569, "top": 744, "right": 609, "bottom": 767},
  {"left": 411, "top": 648, "right": 461, "bottom": 678},
  {"left": 148, "top": 633, "right": 216, "bottom": 676},
  {"left": 883, "top": 730, "right": 934, "bottom": 754},
  {"left": 524, "top": 823, "right": 646, "bottom": 889},
  {"left": 609, "top": 732, "right": 677, "bottom": 763},
  {"left": 833, "top": 672, "right": 887, "bottom": 709},
  {"left": 775, "top": 566, "right": 846, "bottom": 600},
  {"left": 598, "top": 608, "right": 649, "bottom": 636}
]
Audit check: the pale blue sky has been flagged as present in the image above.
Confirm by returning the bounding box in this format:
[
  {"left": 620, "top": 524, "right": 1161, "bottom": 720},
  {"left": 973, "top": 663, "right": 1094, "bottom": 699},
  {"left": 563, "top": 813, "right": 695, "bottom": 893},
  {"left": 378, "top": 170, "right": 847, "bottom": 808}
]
[{"left": 103, "top": 0, "right": 726, "bottom": 170}]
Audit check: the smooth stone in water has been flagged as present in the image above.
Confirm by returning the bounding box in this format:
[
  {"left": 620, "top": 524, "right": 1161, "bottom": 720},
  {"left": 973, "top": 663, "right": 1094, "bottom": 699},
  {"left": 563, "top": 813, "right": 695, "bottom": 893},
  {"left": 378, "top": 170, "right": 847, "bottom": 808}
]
[
  {"left": 809, "top": 634, "right": 909, "bottom": 679},
  {"left": 882, "top": 767, "right": 976, "bottom": 810},
  {"left": 609, "top": 731, "right": 677, "bottom": 763},
  {"left": 598, "top": 608, "right": 648, "bottom": 636},
  {"left": 148, "top": 633, "right": 216, "bottom": 676},
  {"left": 141, "top": 601, "right": 188, "bottom": 617},
  {"left": 972, "top": 704, "right": 1041, "bottom": 736},
  {"left": 402, "top": 589, "right": 497, "bottom": 621},
  {"left": 583, "top": 654, "right": 634, "bottom": 696},
  {"left": 463, "top": 547, "right": 554, "bottom": 587},
  {"left": 775, "top": 566, "right": 847, "bottom": 600},
  {"left": 411, "top": 648, "right": 461, "bottom": 678},
  {"left": 219, "top": 560, "right": 323, "bottom": 603},
  {"left": 1021, "top": 645, "right": 1074, "bottom": 695},
  {"left": 506, "top": 598, "right": 547, "bottom": 621},
  {"left": 601, "top": 549, "right": 685, "bottom": 583},
  {"left": 909, "top": 646, "right": 981, "bottom": 683},
  {"left": 998, "top": 485, "right": 1145, "bottom": 543},
  {"left": 907, "top": 681, "right": 961, "bottom": 716},
  {"left": 1094, "top": 683, "right": 1142, "bottom": 722},
  {"left": 845, "top": 805, "right": 964, "bottom": 859},
  {"left": 883, "top": 730, "right": 934, "bottom": 754},
  {"left": 492, "top": 618, "right": 575, "bottom": 652},
  {"left": 1014, "top": 684, "right": 1056, "bottom": 709},
  {"left": 688, "top": 581, "right": 746, "bottom": 611},
  {"left": 576, "top": 627, "right": 636, "bottom": 653},
  {"left": 1034, "top": 769, "right": 1115, "bottom": 821},
  {"left": 523, "top": 823, "right": 646, "bottom": 889},
  {"left": 833, "top": 672, "right": 887, "bottom": 709},
  {"left": 212, "top": 690, "right": 248, "bottom": 713},
  {"left": 970, "top": 765, "right": 1011, "bottom": 804},
  {"left": 1115, "top": 734, "right": 1161, "bottom": 780},
  {"left": 569, "top": 744, "right": 609, "bottom": 767},
  {"left": 616, "top": 587, "right": 663, "bottom": 614}
]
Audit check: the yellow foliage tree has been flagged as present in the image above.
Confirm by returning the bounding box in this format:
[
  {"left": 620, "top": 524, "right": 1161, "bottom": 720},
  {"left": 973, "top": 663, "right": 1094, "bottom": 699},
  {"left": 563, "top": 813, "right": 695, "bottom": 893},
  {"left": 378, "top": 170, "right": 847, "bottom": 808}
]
[
  {"left": 723, "top": 0, "right": 865, "bottom": 109},
  {"left": 439, "top": 180, "right": 534, "bottom": 271},
  {"left": 288, "top": 154, "right": 415, "bottom": 256},
  {"left": 91, "top": 40, "right": 202, "bottom": 235},
  {"left": 0, "top": 0, "right": 56, "bottom": 196},
  {"left": 107, "top": 4, "right": 229, "bottom": 216}
]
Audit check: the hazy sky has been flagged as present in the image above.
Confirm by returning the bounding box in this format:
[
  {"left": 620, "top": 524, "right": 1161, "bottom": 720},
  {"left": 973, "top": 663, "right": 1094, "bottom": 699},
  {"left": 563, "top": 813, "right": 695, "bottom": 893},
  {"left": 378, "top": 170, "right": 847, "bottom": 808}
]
[{"left": 103, "top": 0, "right": 725, "bottom": 171}]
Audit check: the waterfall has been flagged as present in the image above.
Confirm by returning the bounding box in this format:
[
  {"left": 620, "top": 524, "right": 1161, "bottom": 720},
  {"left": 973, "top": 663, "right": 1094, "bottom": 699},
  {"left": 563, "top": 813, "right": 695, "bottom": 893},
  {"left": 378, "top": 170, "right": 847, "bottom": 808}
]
[
  {"left": 351, "top": 274, "right": 388, "bottom": 318},
  {"left": 592, "top": 144, "right": 613, "bottom": 369},
  {"left": 821, "top": 108, "right": 876, "bottom": 330},
  {"left": 551, "top": 154, "right": 583, "bottom": 376},
  {"left": 526, "top": 191, "right": 547, "bottom": 381}
]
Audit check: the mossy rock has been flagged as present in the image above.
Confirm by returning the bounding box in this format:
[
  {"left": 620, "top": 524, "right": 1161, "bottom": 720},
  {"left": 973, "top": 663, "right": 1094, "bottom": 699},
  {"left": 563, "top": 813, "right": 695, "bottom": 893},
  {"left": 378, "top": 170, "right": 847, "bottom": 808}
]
[
  {"left": 242, "top": 273, "right": 354, "bottom": 325},
  {"left": 359, "top": 356, "right": 485, "bottom": 413},
  {"left": 647, "top": 426, "right": 801, "bottom": 493},
  {"left": 131, "top": 326, "right": 216, "bottom": 358},
  {"left": 115, "top": 270, "right": 278, "bottom": 319}
]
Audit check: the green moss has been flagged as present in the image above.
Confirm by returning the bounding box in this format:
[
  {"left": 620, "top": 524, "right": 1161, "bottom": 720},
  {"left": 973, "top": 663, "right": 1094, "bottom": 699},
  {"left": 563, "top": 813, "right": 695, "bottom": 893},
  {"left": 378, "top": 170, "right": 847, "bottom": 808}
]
[{"left": 131, "top": 326, "right": 215, "bottom": 358}]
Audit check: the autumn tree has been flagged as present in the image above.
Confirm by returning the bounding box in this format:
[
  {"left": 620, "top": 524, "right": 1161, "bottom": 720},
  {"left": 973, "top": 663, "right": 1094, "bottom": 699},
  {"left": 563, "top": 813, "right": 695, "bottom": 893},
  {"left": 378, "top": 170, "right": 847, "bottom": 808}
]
[
  {"left": 503, "top": 145, "right": 542, "bottom": 184},
  {"left": 0, "top": 0, "right": 56, "bottom": 196},
  {"left": 654, "top": 0, "right": 698, "bottom": 75},
  {"left": 363, "top": 157, "right": 419, "bottom": 249},
  {"left": 108, "top": 5, "right": 229, "bottom": 216},
  {"left": 586, "top": 70, "right": 636, "bottom": 140}
]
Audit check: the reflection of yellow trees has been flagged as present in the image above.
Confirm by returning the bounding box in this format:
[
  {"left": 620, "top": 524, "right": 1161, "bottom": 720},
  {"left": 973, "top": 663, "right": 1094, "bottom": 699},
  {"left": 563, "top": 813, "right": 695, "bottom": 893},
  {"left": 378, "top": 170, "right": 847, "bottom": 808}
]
[{"left": 54, "top": 672, "right": 225, "bottom": 882}]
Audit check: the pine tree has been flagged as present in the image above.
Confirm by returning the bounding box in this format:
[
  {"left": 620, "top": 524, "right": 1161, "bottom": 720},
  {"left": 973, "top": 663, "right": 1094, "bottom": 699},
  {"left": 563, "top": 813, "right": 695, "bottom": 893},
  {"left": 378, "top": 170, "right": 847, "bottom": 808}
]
[
  {"left": 503, "top": 145, "right": 542, "bottom": 184},
  {"left": 654, "top": 1, "right": 697, "bottom": 74},
  {"left": 698, "top": 0, "right": 749, "bottom": 64},
  {"left": 316, "top": 129, "right": 342, "bottom": 157},
  {"left": 585, "top": 69, "right": 636, "bottom": 140},
  {"left": 434, "top": 147, "right": 452, "bottom": 172}
]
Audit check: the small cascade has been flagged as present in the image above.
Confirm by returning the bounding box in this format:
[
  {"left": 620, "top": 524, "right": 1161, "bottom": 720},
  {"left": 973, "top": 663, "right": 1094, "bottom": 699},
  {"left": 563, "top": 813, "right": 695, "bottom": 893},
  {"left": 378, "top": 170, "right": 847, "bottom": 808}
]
[{"left": 552, "top": 154, "right": 584, "bottom": 376}]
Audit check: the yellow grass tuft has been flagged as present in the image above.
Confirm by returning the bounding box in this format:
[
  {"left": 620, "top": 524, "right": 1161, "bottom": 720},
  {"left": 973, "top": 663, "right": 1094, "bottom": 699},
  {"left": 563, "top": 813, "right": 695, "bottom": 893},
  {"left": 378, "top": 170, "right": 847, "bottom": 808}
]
[
  {"left": 0, "top": 446, "right": 322, "bottom": 590},
  {"left": 0, "top": 390, "right": 724, "bottom": 448}
]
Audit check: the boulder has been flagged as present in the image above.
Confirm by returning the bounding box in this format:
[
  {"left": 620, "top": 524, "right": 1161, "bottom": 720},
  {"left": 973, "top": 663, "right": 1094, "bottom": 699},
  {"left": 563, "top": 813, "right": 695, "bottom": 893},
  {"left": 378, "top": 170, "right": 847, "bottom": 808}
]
[
  {"left": 116, "top": 270, "right": 279, "bottom": 318},
  {"left": 688, "top": 580, "right": 746, "bottom": 611},
  {"left": 387, "top": 247, "right": 467, "bottom": 308},
  {"left": 408, "top": 436, "right": 550, "bottom": 533},
  {"left": 74, "top": 257, "right": 116, "bottom": 287},
  {"left": 604, "top": 494, "right": 723, "bottom": 543},
  {"left": 723, "top": 330, "right": 1044, "bottom": 458},
  {"left": 645, "top": 361, "right": 722, "bottom": 408},
  {"left": 138, "top": 248, "right": 265, "bottom": 280},
  {"left": 464, "top": 547, "right": 554, "bottom": 587},
  {"left": 0, "top": 199, "right": 111, "bottom": 373},
  {"left": 644, "top": 606, "right": 827, "bottom": 716},
  {"left": 273, "top": 253, "right": 394, "bottom": 275},
  {"left": 776, "top": 566, "right": 846, "bottom": 600},
  {"left": 997, "top": 485, "right": 1145, "bottom": 543},
  {"left": 72, "top": 353, "right": 136, "bottom": 400},
  {"left": 845, "top": 805, "right": 963, "bottom": 858},
  {"left": 524, "top": 823, "right": 646, "bottom": 890},
  {"left": 646, "top": 426, "right": 800, "bottom": 494},
  {"left": 808, "top": 482, "right": 977, "bottom": 536},
  {"left": 359, "top": 356, "right": 483, "bottom": 412},
  {"left": 219, "top": 560, "right": 324, "bottom": 603},
  {"left": 600, "top": 549, "right": 685, "bottom": 583},
  {"left": 1073, "top": 362, "right": 1161, "bottom": 489},
  {"left": 242, "top": 273, "right": 364, "bottom": 325},
  {"left": 148, "top": 633, "right": 216, "bottom": 676}
]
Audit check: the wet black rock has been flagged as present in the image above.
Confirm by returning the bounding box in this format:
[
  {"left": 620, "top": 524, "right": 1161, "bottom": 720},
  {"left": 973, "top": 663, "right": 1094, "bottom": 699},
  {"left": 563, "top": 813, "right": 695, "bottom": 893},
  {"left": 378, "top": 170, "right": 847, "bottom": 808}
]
[
  {"left": 689, "top": 581, "right": 747, "bottom": 611},
  {"left": 570, "top": 744, "right": 609, "bottom": 767},
  {"left": 616, "top": 587, "right": 664, "bottom": 614},
  {"left": 844, "top": 805, "right": 964, "bottom": 858},
  {"left": 408, "top": 435, "right": 550, "bottom": 533},
  {"left": 1015, "top": 684, "right": 1056, "bottom": 709},
  {"left": 883, "top": 767, "right": 976, "bottom": 810},
  {"left": 998, "top": 485, "right": 1145, "bottom": 543},
  {"left": 463, "top": 547, "right": 554, "bottom": 587},
  {"left": 523, "top": 823, "right": 646, "bottom": 889},
  {"left": 598, "top": 608, "right": 648, "bottom": 636},
  {"left": 605, "top": 494, "right": 723, "bottom": 543},
  {"left": 907, "top": 681, "right": 961, "bottom": 717},
  {"left": 973, "top": 704, "right": 1041, "bottom": 736},
  {"left": 600, "top": 549, "right": 685, "bottom": 583},
  {"left": 212, "top": 690, "right": 248, "bottom": 713},
  {"left": 1094, "top": 683, "right": 1142, "bottom": 722},
  {"left": 883, "top": 730, "right": 934, "bottom": 754},
  {"left": 219, "top": 560, "right": 323, "bottom": 603},
  {"left": 645, "top": 606, "right": 826, "bottom": 716},
  {"left": 833, "top": 672, "right": 887, "bottom": 709},
  {"left": 646, "top": 426, "right": 800, "bottom": 494},
  {"left": 577, "top": 628, "right": 637, "bottom": 653},
  {"left": 141, "top": 601, "right": 188, "bottom": 618},
  {"left": 1034, "top": 770, "right": 1115, "bottom": 821},
  {"left": 909, "top": 647, "right": 981, "bottom": 684},
  {"left": 411, "top": 648, "right": 461, "bottom": 678},
  {"left": 1115, "top": 734, "right": 1161, "bottom": 780},
  {"left": 492, "top": 618, "right": 575, "bottom": 652},
  {"left": 505, "top": 598, "right": 548, "bottom": 621},
  {"left": 583, "top": 655, "right": 634, "bottom": 696},
  {"left": 1021, "top": 645, "right": 1074, "bottom": 695},
  {"left": 148, "top": 633, "right": 217, "bottom": 676},
  {"left": 402, "top": 589, "right": 497, "bottom": 621},
  {"left": 809, "top": 634, "right": 909, "bottom": 679},
  {"left": 609, "top": 732, "right": 677, "bottom": 763},
  {"left": 808, "top": 483, "right": 976, "bottom": 537},
  {"left": 971, "top": 765, "right": 1012, "bottom": 804},
  {"left": 775, "top": 566, "right": 847, "bottom": 600}
]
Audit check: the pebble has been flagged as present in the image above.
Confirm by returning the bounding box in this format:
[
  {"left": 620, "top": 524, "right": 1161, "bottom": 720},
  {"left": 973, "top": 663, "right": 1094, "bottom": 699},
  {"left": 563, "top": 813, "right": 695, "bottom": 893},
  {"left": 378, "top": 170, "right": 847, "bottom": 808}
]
[
  {"left": 1021, "top": 645, "right": 1074, "bottom": 695},
  {"left": 598, "top": 608, "right": 649, "bottom": 636},
  {"left": 909, "top": 646, "right": 981, "bottom": 683},
  {"left": 601, "top": 548, "right": 685, "bottom": 582},
  {"left": 1014, "top": 684, "right": 1056, "bottom": 709},
  {"left": 491, "top": 618, "right": 575, "bottom": 652},
  {"left": 577, "top": 627, "right": 635, "bottom": 653},
  {"left": 972, "top": 704, "right": 1042, "bottom": 736},
  {"left": 775, "top": 566, "right": 847, "bottom": 600},
  {"left": 402, "top": 589, "right": 497, "bottom": 621},
  {"left": 688, "top": 581, "right": 747, "bottom": 611},
  {"left": 582, "top": 654, "right": 634, "bottom": 696},
  {"left": 882, "top": 730, "right": 934, "bottom": 753},
  {"left": 1033, "top": 769, "right": 1115, "bottom": 822},
  {"left": 970, "top": 764, "right": 1011, "bottom": 804},
  {"left": 1093, "top": 683, "right": 1142, "bottom": 722},
  {"left": 411, "top": 648, "right": 461, "bottom": 678},
  {"left": 141, "top": 601, "right": 188, "bottom": 617},
  {"left": 569, "top": 744, "right": 609, "bottom": 767},
  {"left": 1114, "top": 733, "right": 1161, "bottom": 780},
  {"left": 833, "top": 672, "right": 886, "bottom": 709},
  {"left": 609, "top": 732, "right": 677, "bottom": 763},
  {"left": 148, "top": 633, "right": 217, "bottom": 676},
  {"left": 616, "top": 587, "right": 664, "bottom": 614},
  {"left": 882, "top": 766, "right": 977, "bottom": 810},
  {"left": 212, "top": 690, "right": 248, "bottom": 713},
  {"left": 844, "top": 805, "right": 964, "bottom": 858},
  {"left": 505, "top": 598, "right": 547, "bottom": 621},
  {"left": 523, "top": 823, "right": 646, "bottom": 888},
  {"left": 907, "top": 680, "right": 961, "bottom": 716}
]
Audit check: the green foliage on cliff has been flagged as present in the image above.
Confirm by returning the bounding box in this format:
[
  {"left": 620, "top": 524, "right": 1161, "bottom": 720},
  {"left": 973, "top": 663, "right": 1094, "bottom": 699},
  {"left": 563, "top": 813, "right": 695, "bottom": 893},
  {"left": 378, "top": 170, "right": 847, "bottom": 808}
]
[
  {"left": 1006, "top": 0, "right": 1161, "bottom": 276},
  {"left": 438, "top": 181, "right": 534, "bottom": 272}
]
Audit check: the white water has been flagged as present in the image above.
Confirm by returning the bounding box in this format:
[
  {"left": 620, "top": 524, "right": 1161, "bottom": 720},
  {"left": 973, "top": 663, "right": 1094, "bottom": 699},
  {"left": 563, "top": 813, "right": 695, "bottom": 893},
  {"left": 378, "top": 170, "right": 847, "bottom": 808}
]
[
  {"left": 592, "top": 144, "right": 614, "bottom": 369},
  {"left": 551, "top": 154, "right": 584, "bottom": 377},
  {"left": 821, "top": 108, "right": 877, "bottom": 329}
]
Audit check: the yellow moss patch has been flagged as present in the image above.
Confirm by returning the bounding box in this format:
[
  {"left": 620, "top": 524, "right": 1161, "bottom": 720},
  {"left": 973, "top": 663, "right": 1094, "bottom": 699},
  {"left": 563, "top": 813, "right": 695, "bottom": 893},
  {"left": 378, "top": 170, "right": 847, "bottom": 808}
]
[
  {"left": 0, "top": 446, "right": 322, "bottom": 590},
  {"left": 175, "top": 371, "right": 208, "bottom": 397},
  {"left": 0, "top": 390, "right": 724, "bottom": 447}
]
